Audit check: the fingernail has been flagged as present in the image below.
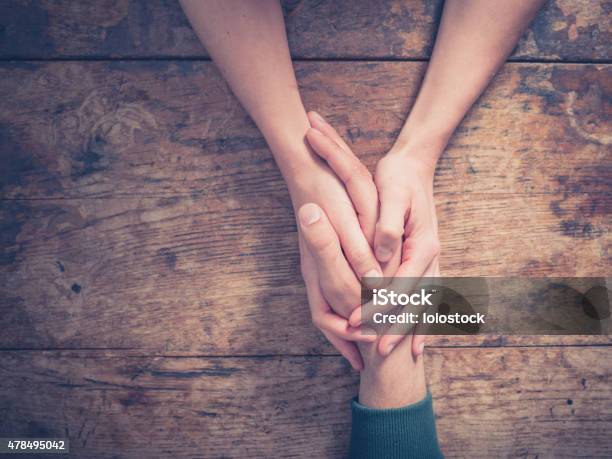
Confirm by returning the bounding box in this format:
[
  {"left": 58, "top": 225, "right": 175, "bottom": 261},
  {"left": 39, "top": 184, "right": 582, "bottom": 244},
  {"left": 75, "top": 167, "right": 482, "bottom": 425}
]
[
  {"left": 385, "top": 343, "right": 395, "bottom": 356},
  {"left": 418, "top": 342, "right": 425, "bottom": 355},
  {"left": 299, "top": 204, "right": 321, "bottom": 226},
  {"left": 363, "top": 270, "right": 382, "bottom": 288},
  {"left": 311, "top": 111, "right": 325, "bottom": 123},
  {"left": 375, "top": 246, "right": 393, "bottom": 262}
]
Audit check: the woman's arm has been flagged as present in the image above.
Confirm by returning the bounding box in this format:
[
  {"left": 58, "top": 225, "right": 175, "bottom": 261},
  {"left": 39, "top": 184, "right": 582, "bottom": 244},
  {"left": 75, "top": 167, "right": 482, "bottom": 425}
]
[
  {"left": 374, "top": 0, "right": 546, "bottom": 261},
  {"left": 180, "top": 0, "right": 383, "bottom": 370},
  {"left": 179, "top": 0, "right": 309, "bottom": 177},
  {"left": 394, "top": 0, "right": 546, "bottom": 161},
  {"left": 367, "top": 0, "right": 545, "bottom": 354}
]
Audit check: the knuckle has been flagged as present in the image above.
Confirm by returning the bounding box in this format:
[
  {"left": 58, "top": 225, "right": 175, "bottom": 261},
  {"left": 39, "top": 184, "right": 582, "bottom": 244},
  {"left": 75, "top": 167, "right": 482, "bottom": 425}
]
[
  {"left": 327, "top": 284, "right": 348, "bottom": 305},
  {"left": 344, "top": 162, "right": 371, "bottom": 186},
  {"left": 308, "top": 230, "right": 336, "bottom": 255},
  {"left": 327, "top": 285, "right": 358, "bottom": 314},
  {"left": 350, "top": 248, "right": 372, "bottom": 270},
  {"left": 376, "top": 222, "right": 404, "bottom": 241},
  {"left": 356, "top": 162, "right": 373, "bottom": 180}
]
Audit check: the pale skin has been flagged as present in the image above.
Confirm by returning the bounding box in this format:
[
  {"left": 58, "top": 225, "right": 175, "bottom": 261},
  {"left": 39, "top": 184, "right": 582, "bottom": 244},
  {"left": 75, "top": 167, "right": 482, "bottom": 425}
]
[{"left": 180, "top": 0, "right": 544, "bottom": 407}]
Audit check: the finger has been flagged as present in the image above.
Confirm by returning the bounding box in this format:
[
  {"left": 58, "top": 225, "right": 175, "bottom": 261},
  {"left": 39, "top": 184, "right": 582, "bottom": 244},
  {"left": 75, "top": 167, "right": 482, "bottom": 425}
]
[
  {"left": 347, "top": 249, "right": 401, "bottom": 328},
  {"left": 334, "top": 207, "right": 383, "bottom": 283},
  {"left": 323, "top": 330, "right": 364, "bottom": 371},
  {"left": 381, "top": 245, "right": 401, "bottom": 278},
  {"left": 304, "top": 268, "right": 377, "bottom": 343},
  {"left": 314, "top": 309, "right": 377, "bottom": 343},
  {"left": 395, "top": 195, "right": 439, "bottom": 278},
  {"left": 349, "top": 296, "right": 372, "bottom": 328},
  {"left": 375, "top": 187, "right": 410, "bottom": 262},
  {"left": 301, "top": 197, "right": 381, "bottom": 286},
  {"left": 374, "top": 191, "right": 440, "bottom": 357},
  {"left": 396, "top": 236, "right": 440, "bottom": 278},
  {"left": 351, "top": 273, "right": 421, "bottom": 328},
  {"left": 320, "top": 313, "right": 377, "bottom": 343},
  {"left": 411, "top": 259, "right": 437, "bottom": 357},
  {"left": 377, "top": 321, "right": 414, "bottom": 357},
  {"left": 376, "top": 258, "right": 437, "bottom": 356},
  {"left": 305, "top": 124, "right": 378, "bottom": 242},
  {"left": 298, "top": 203, "right": 362, "bottom": 316},
  {"left": 412, "top": 333, "right": 426, "bottom": 357},
  {"left": 298, "top": 203, "right": 343, "bottom": 268},
  {"left": 308, "top": 111, "right": 354, "bottom": 164},
  {"left": 398, "top": 192, "right": 440, "bottom": 277}
]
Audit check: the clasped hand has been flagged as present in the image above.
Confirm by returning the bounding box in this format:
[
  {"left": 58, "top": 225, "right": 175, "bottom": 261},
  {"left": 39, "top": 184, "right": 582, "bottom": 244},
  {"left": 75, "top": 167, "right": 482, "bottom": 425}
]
[{"left": 293, "top": 112, "right": 441, "bottom": 370}]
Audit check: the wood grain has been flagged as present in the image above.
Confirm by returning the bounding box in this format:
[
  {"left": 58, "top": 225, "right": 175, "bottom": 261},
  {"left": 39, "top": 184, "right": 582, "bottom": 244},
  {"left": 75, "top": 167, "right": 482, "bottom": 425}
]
[
  {"left": 0, "top": 0, "right": 609, "bottom": 61},
  {"left": 0, "top": 1, "right": 609, "bottom": 457},
  {"left": 0, "top": 61, "right": 609, "bottom": 351},
  {"left": 0, "top": 347, "right": 610, "bottom": 458},
  {"left": 0, "top": 191, "right": 610, "bottom": 351},
  {"left": 0, "top": 61, "right": 609, "bottom": 200}
]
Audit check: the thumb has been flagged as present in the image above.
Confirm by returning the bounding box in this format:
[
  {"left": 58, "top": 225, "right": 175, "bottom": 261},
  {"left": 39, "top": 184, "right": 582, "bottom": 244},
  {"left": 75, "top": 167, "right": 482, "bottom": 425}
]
[{"left": 298, "top": 203, "right": 340, "bottom": 266}]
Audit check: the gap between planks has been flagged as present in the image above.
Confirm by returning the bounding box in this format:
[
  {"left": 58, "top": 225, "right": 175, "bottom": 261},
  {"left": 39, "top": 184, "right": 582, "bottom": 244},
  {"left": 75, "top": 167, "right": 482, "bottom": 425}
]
[
  {"left": 0, "top": 57, "right": 611, "bottom": 64},
  {"left": 0, "top": 343, "right": 611, "bottom": 358}
]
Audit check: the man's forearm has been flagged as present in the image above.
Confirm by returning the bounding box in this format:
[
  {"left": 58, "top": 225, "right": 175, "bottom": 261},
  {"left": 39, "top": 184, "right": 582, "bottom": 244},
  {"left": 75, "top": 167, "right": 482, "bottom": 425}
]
[
  {"left": 395, "top": 0, "right": 545, "bottom": 166},
  {"left": 180, "top": 0, "right": 314, "bottom": 181},
  {"left": 352, "top": 340, "right": 442, "bottom": 458},
  {"left": 358, "top": 340, "right": 426, "bottom": 409}
]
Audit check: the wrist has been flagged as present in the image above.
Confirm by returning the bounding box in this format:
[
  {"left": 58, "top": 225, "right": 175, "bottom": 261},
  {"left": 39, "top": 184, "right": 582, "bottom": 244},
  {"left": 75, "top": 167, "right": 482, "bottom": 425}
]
[
  {"left": 389, "top": 124, "right": 450, "bottom": 175},
  {"left": 358, "top": 342, "right": 427, "bottom": 409},
  {"left": 259, "top": 107, "right": 321, "bottom": 187},
  {"left": 386, "top": 140, "right": 440, "bottom": 179},
  {"left": 269, "top": 138, "right": 320, "bottom": 191},
  {"left": 359, "top": 360, "right": 427, "bottom": 408}
]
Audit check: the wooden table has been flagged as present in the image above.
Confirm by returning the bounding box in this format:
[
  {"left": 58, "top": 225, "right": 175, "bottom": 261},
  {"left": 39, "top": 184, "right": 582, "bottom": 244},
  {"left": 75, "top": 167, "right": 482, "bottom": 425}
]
[{"left": 0, "top": 1, "right": 610, "bottom": 457}]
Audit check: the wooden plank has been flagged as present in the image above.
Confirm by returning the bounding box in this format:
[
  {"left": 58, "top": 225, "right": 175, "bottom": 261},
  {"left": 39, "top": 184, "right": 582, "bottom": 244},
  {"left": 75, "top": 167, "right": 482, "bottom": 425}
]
[
  {"left": 0, "top": 61, "right": 610, "bottom": 200},
  {"left": 0, "top": 348, "right": 610, "bottom": 457},
  {"left": 0, "top": 0, "right": 609, "bottom": 61},
  {"left": 0, "top": 192, "right": 609, "bottom": 351}
]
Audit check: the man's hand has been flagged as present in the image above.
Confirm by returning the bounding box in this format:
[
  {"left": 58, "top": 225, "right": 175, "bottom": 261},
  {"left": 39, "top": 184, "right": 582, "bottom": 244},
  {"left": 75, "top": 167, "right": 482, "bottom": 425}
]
[
  {"left": 298, "top": 203, "right": 376, "bottom": 371},
  {"left": 290, "top": 113, "right": 385, "bottom": 371}
]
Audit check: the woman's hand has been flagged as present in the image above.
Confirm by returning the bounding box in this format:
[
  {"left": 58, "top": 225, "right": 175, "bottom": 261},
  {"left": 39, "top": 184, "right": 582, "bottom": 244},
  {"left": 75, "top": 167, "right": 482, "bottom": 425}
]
[{"left": 363, "top": 145, "right": 441, "bottom": 356}]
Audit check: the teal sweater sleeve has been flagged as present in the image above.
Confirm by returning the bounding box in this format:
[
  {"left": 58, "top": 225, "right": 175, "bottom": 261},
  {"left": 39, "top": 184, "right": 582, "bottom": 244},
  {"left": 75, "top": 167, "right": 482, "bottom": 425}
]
[{"left": 349, "top": 392, "right": 443, "bottom": 459}]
